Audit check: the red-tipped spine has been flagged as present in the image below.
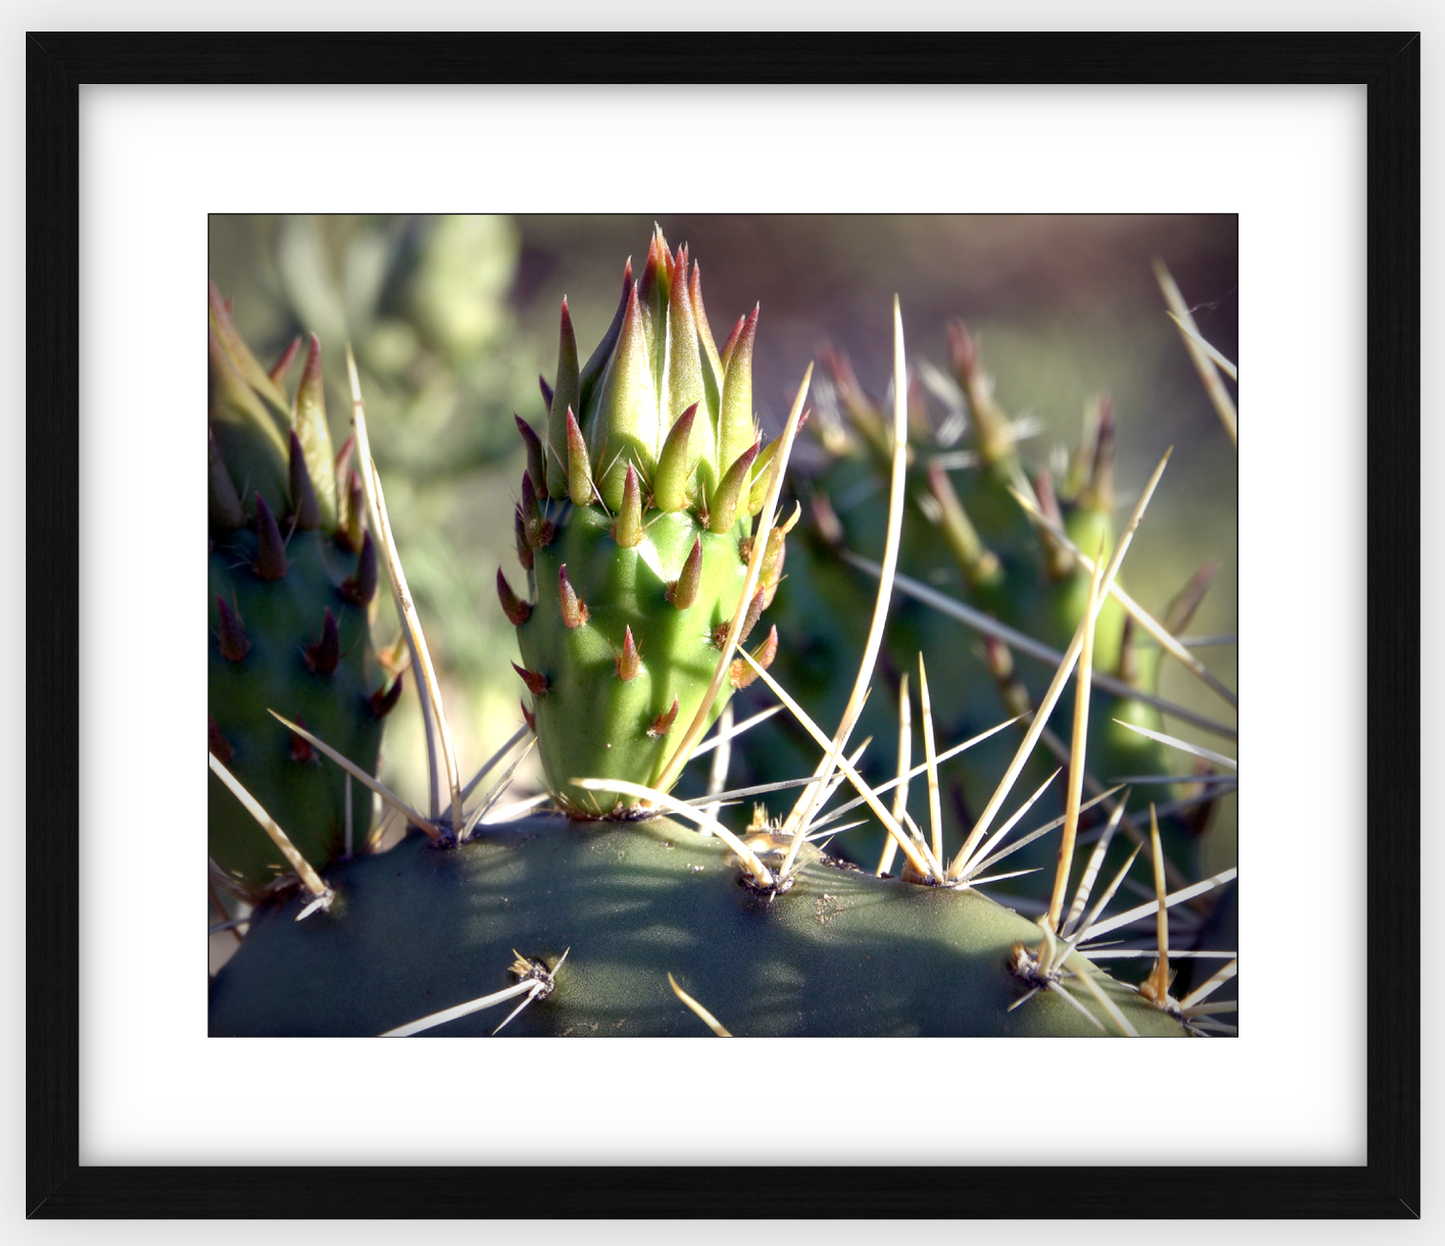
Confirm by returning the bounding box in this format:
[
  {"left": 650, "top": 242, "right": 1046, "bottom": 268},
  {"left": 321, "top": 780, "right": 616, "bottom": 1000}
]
[
  {"left": 613, "top": 463, "right": 642, "bottom": 548},
  {"left": 516, "top": 415, "right": 549, "bottom": 501},
  {"left": 730, "top": 626, "right": 778, "bottom": 689},
  {"left": 215, "top": 596, "right": 250, "bottom": 662},
  {"left": 708, "top": 440, "right": 760, "bottom": 534},
  {"left": 370, "top": 671, "right": 405, "bottom": 718},
  {"left": 306, "top": 609, "right": 341, "bottom": 675},
  {"left": 666, "top": 538, "right": 703, "bottom": 609},
  {"left": 268, "top": 336, "right": 302, "bottom": 387},
  {"left": 287, "top": 431, "right": 321, "bottom": 531},
  {"left": 252, "top": 495, "right": 289, "bottom": 581},
  {"left": 513, "top": 662, "right": 549, "bottom": 697},
  {"left": 339, "top": 530, "right": 377, "bottom": 607},
  {"left": 615, "top": 626, "right": 641, "bottom": 681},
  {"left": 497, "top": 568, "right": 533, "bottom": 625},
  {"left": 647, "top": 697, "right": 680, "bottom": 738},
  {"left": 557, "top": 565, "right": 589, "bottom": 629}
]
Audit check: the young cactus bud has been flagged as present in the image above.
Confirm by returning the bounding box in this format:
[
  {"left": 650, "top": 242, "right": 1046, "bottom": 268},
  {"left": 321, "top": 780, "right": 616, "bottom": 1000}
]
[
  {"left": 509, "top": 234, "right": 778, "bottom": 815},
  {"left": 516, "top": 415, "right": 549, "bottom": 502},
  {"left": 304, "top": 609, "right": 341, "bottom": 676}
]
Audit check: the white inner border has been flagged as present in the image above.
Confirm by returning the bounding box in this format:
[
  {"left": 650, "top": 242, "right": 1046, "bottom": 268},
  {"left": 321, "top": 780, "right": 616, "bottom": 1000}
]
[{"left": 80, "top": 85, "right": 1365, "bottom": 1166}]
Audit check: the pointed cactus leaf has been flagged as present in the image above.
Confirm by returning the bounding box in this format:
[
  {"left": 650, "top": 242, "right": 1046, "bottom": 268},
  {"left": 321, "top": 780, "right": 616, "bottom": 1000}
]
[
  {"left": 287, "top": 431, "right": 321, "bottom": 532},
  {"left": 546, "top": 300, "right": 579, "bottom": 498},
  {"left": 708, "top": 441, "right": 760, "bottom": 534},
  {"left": 654, "top": 403, "right": 699, "bottom": 514},
  {"left": 613, "top": 464, "right": 643, "bottom": 549}
]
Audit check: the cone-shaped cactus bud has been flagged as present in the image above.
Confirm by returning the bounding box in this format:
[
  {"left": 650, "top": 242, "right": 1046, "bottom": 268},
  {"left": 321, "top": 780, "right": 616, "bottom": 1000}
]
[
  {"left": 926, "top": 462, "right": 1001, "bottom": 588},
  {"left": 513, "top": 662, "right": 549, "bottom": 697},
  {"left": 497, "top": 567, "right": 533, "bottom": 626},
  {"left": 557, "top": 565, "right": 589, "bottom": 629},
  {"left": 647, "top": 697, "right": 680, "bottom": 738},
  {"left": 666, "top": 244, "right": 705, "bottom": 427},
  {"left": 654, "top": 403, "right": 698, "bottom": 513},
  {"left": 305, "top": 609, "right": 341, "bottom": 676},
  {"left": 252, "top": 495, "right": 290, "bottom": 582},
  {"left": 730, "top": 625, "right": 778, "bottom": 689},
  {"left": 514, "top": 507, "right": 534, "bottom": 572},
  {"left": 591, "top": 282, "right": 660, "bottom": 511},
  {"left": 565, "top": 409, "right": 595, "bottom": 506},
  {"left": 720, "top": 315, "right": 746, "bottom": 372},
  {"left": 268, "top": 336, "right": 301, "bottom": 387},
  {"left": 516, "top": 415, "right": 548, "bottom": 502},
  {"left": 339, "top": 531, "right": 377, "bottom": 607},
  {"left": 948, "top": 321, "right": 1016, "bottom": 467},
  {"left": 207, "top": 713, "right": 234, "bottom": 764},
  {"left": 215, "top": 595, "right": 250, "bottom": 662},
  {"left": 287, "top": 431, "right": 321, "bottom": 532},
  {"left": 538, "top": 374, "right": 554, "bottom": 416},
  {"left": 666, "top": 538, "right": 703, "bottom": 609},
  {"left": 613, "top": 464, "right": 643, "bottom": 548},
  {"left": 208, "top": 428, "right": 245, "bottom": 533},
  {"left": 508, "top": 237, "right": 780, "bottom": 815},
  {"left": 615, "top": 626, "right": 641, "bottom": 681},
  {"left": 291, "top": 334, "right": 337, "bottom": 529},
  {"left": 546, "top": 299, "right": 580, "bottom": 499},
  {"left": 718, "top": 307, "right": 759, "bottom": 479},
  {"left": 708, "top": 441, "right": 760, "bottom": 534},
  {"left": 690, "top": 261, "right": 724, "bottom": 402},
  {"left": 370, "top": 671, "right": 405, "bottom": 718}
]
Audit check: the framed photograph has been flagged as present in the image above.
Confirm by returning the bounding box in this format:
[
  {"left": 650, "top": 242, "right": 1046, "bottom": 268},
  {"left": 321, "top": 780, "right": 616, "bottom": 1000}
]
[{"left": 28, "top": 32, "right": 1418, "bottom": 1220}]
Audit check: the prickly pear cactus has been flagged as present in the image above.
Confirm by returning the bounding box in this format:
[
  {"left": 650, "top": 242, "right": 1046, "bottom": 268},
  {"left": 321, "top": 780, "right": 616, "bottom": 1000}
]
[
  {"left": 753, "top": 327, "right": 1214, "bottom": 895},
  {"left": 208, "top": 235, "right": 1234, "bottom": 1040},
  {"left": 208, "top": 287, "right": 401, "bottom": 899},
  {"left": 209, "top": 815, "right": 1189, "bottom": 1037},
  {"left": 503, "top": 229, "right": 783, "bottom": 816}
]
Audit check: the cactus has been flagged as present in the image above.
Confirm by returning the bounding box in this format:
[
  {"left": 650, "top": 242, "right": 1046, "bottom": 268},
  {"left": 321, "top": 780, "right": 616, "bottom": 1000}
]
[
  {"left": 208, "top": 287, "right": 401, "bottom": 901},
  {"left": 506, "top": 228, "right": 785, "bottom": 817},
  {"left": 208, "top": 235, "right": 1236, "bottom": 1038},
  {"left": 742, "top": 325, "right": 1232, "bottom": 928}
]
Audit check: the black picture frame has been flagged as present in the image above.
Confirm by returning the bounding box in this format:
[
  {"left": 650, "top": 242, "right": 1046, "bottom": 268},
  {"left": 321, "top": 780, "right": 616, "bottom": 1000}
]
[{"left": 27, "top": 32, "right": 1419, "bottom": 1220}]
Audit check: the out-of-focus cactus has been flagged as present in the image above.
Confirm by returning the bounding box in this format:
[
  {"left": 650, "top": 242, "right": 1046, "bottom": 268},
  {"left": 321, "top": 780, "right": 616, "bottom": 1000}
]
[{"left": 208, "top": 288, "right": 400, "bottom": 899}]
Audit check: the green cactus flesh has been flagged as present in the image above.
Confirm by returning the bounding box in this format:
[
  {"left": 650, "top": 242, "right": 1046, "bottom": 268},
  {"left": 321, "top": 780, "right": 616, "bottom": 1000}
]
[
  {"left": 208, "top": 816, "right": 1189, "bottom": 1037},
  {"left": 208, "top": 287, "right": 396, "bottom": 898},
  {"left": 507, "top": 230, "right": 779, "bottom": 816},
  {"left": 516, "top": 505, "right": 751, "bottom": 816},
  {"left": 208, "top": 529, "right": 383, "bottom": 888}
]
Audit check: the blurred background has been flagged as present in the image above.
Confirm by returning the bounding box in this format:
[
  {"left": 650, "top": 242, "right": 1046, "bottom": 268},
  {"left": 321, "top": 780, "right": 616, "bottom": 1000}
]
[{"left": 209, "top": 213, "right": 1237, "bottom": 888}]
